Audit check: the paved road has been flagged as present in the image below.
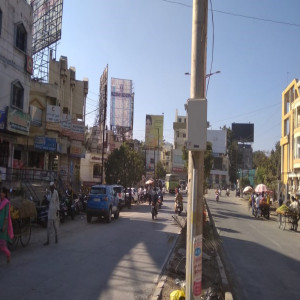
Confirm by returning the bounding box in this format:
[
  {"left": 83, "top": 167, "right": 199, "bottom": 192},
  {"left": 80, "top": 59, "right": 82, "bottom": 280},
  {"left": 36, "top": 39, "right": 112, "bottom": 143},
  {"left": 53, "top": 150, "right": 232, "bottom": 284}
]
[
  {"left": 206, "top": 189, "right": 300, "bottom": 300},
  {"left": 0, "top": 194, "right": 184, "bottom": 300}
]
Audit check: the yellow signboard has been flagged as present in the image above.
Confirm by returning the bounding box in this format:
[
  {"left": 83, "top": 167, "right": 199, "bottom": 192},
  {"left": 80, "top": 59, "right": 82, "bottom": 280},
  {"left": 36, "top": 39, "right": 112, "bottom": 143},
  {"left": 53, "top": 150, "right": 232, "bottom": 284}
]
[{"left": 145, "top": 115, "right": 163, "bottom": 148}]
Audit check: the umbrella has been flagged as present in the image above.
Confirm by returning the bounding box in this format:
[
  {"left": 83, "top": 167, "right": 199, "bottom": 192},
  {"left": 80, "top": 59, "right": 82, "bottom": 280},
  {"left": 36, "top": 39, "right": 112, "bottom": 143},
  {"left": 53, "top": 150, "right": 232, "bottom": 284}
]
[
  {"left": 145, "top": 178, "right": 154, "bottom": 185},
  {"left": 243, "top": 186, "right": 253, "bottom": 194},
  {"left": 255, "top": 184, "right": 268, "bottom": 193}
]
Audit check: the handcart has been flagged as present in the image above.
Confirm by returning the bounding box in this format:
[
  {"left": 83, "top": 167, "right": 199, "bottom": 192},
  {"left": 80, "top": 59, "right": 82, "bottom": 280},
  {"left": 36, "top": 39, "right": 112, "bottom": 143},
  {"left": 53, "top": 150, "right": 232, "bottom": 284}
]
[
  {"left": 8, "top": 197, "right": 37, "bottom": 251},
  {"left": 277, "top": 207, "right": 300, "bottom": 231}
]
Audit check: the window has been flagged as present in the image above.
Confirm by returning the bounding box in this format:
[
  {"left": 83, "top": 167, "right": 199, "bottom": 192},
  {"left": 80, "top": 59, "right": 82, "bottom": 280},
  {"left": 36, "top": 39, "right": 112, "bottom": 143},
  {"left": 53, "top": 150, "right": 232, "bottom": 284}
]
[
  {"left": 183, "top": 133, "right": 186, "bottom": 138},
  {"left": 93, "top": 164, "right": 101, "bottom": 178},
  {"left": 0, "top": 9, "right": 2, "bottom": 36},
  {"left": 11, "top": 81, "right": 24, "bottom": 110},
  {"left": 15, "top": 23, "right": 27, "bottom": 52}
]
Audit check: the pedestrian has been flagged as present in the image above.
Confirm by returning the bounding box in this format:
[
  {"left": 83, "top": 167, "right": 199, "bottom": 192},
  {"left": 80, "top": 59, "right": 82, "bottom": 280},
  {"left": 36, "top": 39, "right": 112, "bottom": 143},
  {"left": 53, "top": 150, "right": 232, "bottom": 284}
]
[
  {"left": 44, "top": 182, "right": 60, "bottom": 246},
  {"left": 0, "top": 187, "right": 14, "bottom": 264}
]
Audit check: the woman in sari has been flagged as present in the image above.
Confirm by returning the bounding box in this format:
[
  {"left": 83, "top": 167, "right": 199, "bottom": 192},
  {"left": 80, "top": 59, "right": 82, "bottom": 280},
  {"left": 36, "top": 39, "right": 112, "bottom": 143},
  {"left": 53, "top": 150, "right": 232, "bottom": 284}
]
[{"left": 0, "top": 187, "right": 14, "bottom": 264}]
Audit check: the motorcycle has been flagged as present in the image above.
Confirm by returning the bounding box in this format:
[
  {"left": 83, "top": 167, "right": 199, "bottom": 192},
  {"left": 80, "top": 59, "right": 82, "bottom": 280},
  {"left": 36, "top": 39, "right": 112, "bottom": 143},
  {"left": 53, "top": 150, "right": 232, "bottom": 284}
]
[
  {"left": 151, "top": 201, "right": 158, "bottom": 220},
  {"left": 63, "top": 190, "right": 76, "bottom": 220},
  {"left": 175, "top": 201, "right": 183, "bottom": 215},
  {"left": 59, "top": 199, "right": 68, "bottom": 223}
]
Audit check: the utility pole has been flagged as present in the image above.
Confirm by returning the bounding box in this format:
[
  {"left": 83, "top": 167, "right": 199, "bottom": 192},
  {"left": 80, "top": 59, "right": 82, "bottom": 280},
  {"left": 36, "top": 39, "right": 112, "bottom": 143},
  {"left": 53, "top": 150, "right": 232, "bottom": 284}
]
[{"left": 186, "top": 0, "right": 208, "bottom": 299}]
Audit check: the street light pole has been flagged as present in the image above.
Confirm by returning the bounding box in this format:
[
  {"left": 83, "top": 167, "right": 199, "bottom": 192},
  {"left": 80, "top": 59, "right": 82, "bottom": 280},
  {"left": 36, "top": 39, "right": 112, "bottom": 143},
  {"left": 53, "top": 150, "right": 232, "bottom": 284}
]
[{"left": 186, "top": 0, "right": 208, "bottom": 299}]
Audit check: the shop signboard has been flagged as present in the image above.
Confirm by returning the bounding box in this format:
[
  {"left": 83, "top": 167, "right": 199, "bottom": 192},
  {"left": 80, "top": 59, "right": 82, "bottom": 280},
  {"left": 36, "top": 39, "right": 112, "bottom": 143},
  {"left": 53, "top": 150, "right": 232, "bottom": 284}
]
[
  {"left": 46, "top": 104, "right": 60, "bottom": 131},
  {"left": 34, "top": 136, "right": 57, "bottom": 151},
  {"left": 71, "top": 120, "right": 85, "bottom": 141},
  {"left": 0, "top": 110, "right": 6, "bottom": 130},
  {"left": 70, "top": 140, "right": 84, "bottom": 158},
  {"left": 7, "top": 107, "right": 30, "bottom": 135}
]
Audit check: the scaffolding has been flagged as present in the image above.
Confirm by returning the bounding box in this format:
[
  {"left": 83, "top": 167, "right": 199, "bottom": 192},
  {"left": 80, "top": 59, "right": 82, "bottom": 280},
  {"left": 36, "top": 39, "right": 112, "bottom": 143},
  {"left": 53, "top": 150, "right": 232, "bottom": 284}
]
[
  {"left": 30, "top": 0, "right": 64, "bottom": 82},
  {"left": 110, "top": 78, "right": 134, "bottom": 141}
]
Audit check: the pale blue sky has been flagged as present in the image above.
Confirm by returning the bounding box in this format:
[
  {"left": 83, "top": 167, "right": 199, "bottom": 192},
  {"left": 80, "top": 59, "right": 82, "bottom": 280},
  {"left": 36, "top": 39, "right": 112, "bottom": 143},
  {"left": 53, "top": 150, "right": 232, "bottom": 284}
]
[{"left": 56, "top": 0, "right": 300, "bottom": 152}]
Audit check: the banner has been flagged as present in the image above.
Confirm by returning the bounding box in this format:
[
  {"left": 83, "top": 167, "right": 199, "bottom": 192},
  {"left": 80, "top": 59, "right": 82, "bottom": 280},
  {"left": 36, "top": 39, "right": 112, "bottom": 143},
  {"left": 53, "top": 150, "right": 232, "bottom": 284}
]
[{"left": 145, "top": 115, "right": 164, "bottom": 148}]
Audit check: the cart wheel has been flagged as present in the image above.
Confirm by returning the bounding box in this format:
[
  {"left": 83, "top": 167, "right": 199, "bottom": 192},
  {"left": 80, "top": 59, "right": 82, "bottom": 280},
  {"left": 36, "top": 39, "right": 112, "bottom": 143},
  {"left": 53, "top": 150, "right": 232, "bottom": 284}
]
[
  {"left": 20, "top": 218, "right": 32, "bottom": 247},
  {"left": 281, "top": 214, "right": 287, "bottom": 230}
]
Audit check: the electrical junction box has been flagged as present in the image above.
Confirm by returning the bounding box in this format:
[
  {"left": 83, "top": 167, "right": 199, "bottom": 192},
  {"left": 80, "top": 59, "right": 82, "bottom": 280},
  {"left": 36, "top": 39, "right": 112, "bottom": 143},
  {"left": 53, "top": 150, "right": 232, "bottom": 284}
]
[{"left": 185, "top": 98, "right": 207, "bottom": 151}]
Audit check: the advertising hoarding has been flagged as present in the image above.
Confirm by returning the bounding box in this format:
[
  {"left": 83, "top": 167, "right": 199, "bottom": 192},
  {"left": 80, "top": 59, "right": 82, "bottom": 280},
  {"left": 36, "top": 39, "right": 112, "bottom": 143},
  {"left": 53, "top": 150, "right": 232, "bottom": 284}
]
[
  {"left": 110, "top": 78, "right": 133, "bottom": 129},
  {"left": 145, "top": 114, "right": 164, "bottom": 148},
  {"left": 31, "top": 0, "right": 63, "bottom": 54},
  {"left": 232, "top": 123, "right": 254, "bottom": 143}
]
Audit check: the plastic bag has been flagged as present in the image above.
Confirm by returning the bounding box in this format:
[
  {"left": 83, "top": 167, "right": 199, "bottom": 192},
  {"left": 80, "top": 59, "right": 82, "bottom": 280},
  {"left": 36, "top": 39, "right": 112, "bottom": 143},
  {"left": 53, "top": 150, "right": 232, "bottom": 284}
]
[{"left": 170, "top": 289, "right": 185, "bottom": 300}]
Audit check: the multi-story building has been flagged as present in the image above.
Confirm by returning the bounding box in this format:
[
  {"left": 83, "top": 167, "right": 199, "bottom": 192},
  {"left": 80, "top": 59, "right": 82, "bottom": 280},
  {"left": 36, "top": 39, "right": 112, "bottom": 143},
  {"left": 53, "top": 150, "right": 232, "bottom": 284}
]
[
  {"left": 161, "top": 142, "right": 173, "bottom": 174},
  {"left": 172, "top": 110, "right": 187, "bottom": 179},
  {"left": 280, "top": 78, "right": 300, "bottom": 199},
  {"left": 0, "top": 0, "right": 33, "bottom": 183},
  {"left": 207, "top": 130, "right": 230, "bottom": 188}
]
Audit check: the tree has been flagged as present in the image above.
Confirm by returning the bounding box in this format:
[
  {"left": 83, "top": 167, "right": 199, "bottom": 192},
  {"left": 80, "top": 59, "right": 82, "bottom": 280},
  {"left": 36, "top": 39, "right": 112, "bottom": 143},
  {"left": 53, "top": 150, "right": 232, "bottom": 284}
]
[
  {"left": 105, "top": 144, "right": 144, "bottom": 188},
  {"left": 181, "top": 143, "right": 214, "bottom": 184},
  {"left": 155, "top": 161, "right": 166, "bottom": 179}
]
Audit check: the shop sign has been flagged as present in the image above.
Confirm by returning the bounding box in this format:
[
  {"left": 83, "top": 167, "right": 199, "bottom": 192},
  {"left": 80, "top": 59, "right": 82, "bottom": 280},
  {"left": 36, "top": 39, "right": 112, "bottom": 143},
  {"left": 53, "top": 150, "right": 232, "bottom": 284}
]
[
  {"left": 90, "top": 155, "right": 101, "bottom": 162},
  {"left": 61, "top": 113, "right": 72, "bottom": 136},
  {"left": 30, "top": 105, "right": 42, "bottom": 126},
  {"left": 0, "top": 110, "right": 6, "bottom": 130},
  {"left": 70, "top": 140, "right": 84, "bottom": 158},
  {"left": 7, "top": 107, "right": 30, "bottom": 135},
  {"left": 34, "top": 136, "right": 57, "bottom": 151},
  {"left": 71, "top": 120, "right": 85, "bottom": 141},
  {"left": 46, "top": 105, "right": 60, "bottom": 131}
]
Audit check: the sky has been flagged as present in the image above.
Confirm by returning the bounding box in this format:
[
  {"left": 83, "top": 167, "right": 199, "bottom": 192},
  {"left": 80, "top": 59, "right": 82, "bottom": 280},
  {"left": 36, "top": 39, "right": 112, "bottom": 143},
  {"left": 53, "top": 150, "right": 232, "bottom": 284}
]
[{"left": 55, "top": 0, "right": 300, "bottom": 153}]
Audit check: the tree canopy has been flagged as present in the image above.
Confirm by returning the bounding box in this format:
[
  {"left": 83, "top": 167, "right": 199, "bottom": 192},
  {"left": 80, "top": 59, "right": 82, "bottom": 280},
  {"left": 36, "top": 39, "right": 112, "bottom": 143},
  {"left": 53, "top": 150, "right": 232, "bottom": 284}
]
[{"left": 104, "top": 144, "right": 144, "bottom": 188}]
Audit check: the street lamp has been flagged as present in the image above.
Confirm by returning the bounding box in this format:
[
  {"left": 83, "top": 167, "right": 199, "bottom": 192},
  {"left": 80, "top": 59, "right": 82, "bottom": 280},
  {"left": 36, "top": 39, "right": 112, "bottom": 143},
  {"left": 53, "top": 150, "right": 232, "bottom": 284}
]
[{"left": 185, "top": 70, "right": 221, "bottom": 77}]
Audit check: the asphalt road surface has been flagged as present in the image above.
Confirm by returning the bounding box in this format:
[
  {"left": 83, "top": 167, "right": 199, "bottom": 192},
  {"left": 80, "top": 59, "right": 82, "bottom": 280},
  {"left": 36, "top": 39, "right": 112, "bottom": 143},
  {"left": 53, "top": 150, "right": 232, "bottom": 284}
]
[
  {"left": 206, "top": 189, "right": 300, "bottom": 300},
  {"left": 0, "top": 194, "right": 184, "bottom": 300}
]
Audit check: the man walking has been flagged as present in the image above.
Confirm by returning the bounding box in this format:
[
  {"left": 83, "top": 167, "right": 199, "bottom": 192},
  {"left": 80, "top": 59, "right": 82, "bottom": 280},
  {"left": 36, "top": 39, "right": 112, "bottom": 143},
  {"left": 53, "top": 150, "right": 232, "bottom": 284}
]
[{"left": 44, "top": 182, "right": 60, "bottom": 246}]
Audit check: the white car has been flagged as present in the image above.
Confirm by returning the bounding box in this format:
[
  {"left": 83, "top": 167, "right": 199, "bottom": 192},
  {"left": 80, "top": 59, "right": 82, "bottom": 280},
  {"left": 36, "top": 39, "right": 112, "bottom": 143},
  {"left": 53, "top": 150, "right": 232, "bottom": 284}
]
[{"left": 126, "top": 188, "right": 138, "bottom": 202}]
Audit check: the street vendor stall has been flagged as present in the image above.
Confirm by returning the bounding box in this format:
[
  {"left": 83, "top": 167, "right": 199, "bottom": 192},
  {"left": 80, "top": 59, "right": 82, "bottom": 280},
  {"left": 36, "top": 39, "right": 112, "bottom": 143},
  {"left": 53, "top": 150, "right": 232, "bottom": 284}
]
[{"left": 8, "top": 197, "right": 37, "bottom": 250}]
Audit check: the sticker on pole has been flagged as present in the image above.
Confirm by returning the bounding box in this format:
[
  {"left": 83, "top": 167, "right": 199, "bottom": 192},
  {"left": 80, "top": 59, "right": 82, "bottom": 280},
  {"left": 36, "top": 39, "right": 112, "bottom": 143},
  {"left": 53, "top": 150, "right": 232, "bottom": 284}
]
[{"left": 193, "top": 234, "right": 203, "bottom": 297}]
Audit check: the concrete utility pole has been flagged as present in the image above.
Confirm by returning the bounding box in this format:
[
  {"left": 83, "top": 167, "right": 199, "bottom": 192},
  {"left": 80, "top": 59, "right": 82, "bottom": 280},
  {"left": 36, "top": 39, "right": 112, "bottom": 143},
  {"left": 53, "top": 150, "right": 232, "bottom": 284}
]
[{"left": 185, "top": 0, "right": 208, "bottom": 299}]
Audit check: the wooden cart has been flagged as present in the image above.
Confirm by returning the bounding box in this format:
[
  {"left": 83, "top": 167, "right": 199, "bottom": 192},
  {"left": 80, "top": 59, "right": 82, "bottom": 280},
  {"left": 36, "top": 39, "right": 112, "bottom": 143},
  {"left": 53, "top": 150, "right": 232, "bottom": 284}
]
[
  {"left": 277, "top": 209, "right": 300, "bottom": 231},
  {"left": 8, "top": 197, "right": 37, "bottom": 251}
]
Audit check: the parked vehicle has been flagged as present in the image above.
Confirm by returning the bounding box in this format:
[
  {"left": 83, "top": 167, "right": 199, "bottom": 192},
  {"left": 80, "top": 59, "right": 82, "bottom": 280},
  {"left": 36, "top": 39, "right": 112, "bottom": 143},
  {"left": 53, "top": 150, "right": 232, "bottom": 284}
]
[
  {"left": 126, "top": 187, "right": 138, "bottom": 203},
  {"left": 112, "top": 185, "right": 125, "bottom": 209},
  {"left": 59, "top": 199, "right": 68, "bottom": 223},
  {"left": 86, "top": 185, "right": 120, "bottom": 223}
]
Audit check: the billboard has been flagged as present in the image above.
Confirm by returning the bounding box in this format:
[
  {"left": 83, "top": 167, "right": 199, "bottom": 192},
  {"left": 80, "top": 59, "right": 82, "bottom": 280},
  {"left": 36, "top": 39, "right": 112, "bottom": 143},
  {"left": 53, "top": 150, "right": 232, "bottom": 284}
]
[
  {"left": 31, "top": 0, "right": 64, "bottom": 54},
  {"left": 207, "top": 130, "right": 227, "bottom": 154},
  {"left": 110, "top": 78, "right": 133, "bottom": 130},
  {"left": 145, "top": 115, "right": 164, "bottom": 148},
  {"left": 232, "top": 123, "right": 254, "bottom": 143}
]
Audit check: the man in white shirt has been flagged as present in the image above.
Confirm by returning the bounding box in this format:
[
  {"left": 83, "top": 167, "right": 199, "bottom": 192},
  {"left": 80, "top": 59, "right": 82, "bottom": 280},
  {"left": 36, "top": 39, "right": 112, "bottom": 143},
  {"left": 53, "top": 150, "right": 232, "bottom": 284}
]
[{"left": 44, "top": 181, "right": 60, "bottom": 246}]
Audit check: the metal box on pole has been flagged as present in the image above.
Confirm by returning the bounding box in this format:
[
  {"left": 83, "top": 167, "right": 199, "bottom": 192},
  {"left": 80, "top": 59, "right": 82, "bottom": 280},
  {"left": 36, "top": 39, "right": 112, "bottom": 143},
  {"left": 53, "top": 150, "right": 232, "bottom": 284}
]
[{"left": 185, "top": 98, "right": 207, "bottom": 151}]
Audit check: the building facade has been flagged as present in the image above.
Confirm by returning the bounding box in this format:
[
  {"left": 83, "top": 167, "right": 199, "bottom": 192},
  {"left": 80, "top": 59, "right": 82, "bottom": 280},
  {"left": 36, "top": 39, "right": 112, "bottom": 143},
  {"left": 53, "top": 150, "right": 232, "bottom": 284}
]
[
  {"left": 0, "top": 0, "right": 33, "bottom": 184},
  {"left": 280, "top": 78, "right": 300, "bottom": 199}
]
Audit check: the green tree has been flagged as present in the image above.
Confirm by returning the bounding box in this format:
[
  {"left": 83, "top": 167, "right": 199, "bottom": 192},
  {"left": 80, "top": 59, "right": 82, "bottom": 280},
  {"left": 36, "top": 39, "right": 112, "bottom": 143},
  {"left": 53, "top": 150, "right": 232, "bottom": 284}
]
[
  {"left": 240, "top": 176, "right": 250, "bottom": 189},
  {"left": 181, "top": 143, "right": 214, "bottom": 184},
  {"left": 105, "top": 144, "right": 144, "bottom": 188},
  {"left": 253, "top": 142, "right": 281, "bottom": 193},
  {"left": 155, "top": 161, "right": 166, "bottom": 179}
]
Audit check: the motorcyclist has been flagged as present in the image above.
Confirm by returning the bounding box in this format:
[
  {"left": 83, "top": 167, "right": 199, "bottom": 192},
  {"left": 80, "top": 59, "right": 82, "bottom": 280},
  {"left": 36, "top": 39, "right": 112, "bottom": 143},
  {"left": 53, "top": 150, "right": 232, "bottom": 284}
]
[{"left": 174, "top": 188, "right": 183, "bottom": 212}]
